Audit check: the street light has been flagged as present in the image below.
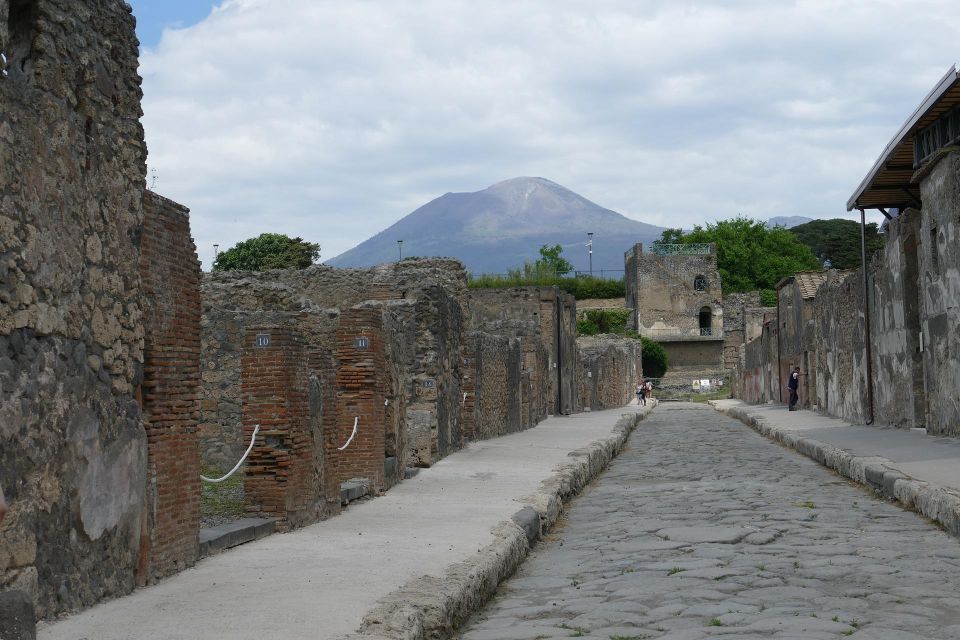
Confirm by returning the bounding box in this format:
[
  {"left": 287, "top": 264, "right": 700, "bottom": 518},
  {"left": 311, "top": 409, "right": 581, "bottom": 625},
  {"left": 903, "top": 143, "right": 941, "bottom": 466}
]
[
  {"left": 213, "top": 244, "right": 219, "bottom": 258},
  {"left": 587, "top": 232, "right": 594, "bottom": 277},
  {"left": 397, "top": 239, "right": 403, "bottom": 261}
]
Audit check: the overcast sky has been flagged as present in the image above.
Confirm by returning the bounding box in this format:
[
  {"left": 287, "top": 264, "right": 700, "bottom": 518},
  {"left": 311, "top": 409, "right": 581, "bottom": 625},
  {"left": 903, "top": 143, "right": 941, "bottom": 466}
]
[{"left": 131, "top": 0, "right": 959, "bottom": 269}]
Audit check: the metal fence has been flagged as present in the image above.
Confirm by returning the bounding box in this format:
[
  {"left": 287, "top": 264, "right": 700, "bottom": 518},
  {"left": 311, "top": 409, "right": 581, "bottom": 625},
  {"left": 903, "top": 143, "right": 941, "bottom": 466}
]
[
  {"left": 642, "top": 376, "right": 729, "bottom": 402},
  {"left": 649, "top": 243, "right": 712, "bottom": 256}
]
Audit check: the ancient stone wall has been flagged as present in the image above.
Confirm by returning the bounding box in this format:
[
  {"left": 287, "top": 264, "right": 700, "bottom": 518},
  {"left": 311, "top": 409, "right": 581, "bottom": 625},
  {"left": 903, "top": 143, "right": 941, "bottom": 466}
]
[
  {"left": 576, "top": 335, "right": 642, "bottom": 410},
  {"left": 776, "top": 281, "right": 817, "bottom": 409},
  {"left": 813, "top": 270, "right": 868, "bottom": 422},
  {"left": 138, "top": 191, "right": 201, "bottom": 581},
  {"left": 735, "top": 319, "right": 780, "bottom": 405},
  {"left": 721, "top": 292, "right": 761, "bottom": 372},
  {"left": 0, "top": 0, "right": 149, "bottom": 617},
  {"left": 917, "top": 152, "right": 960, "bottom": 435},
  {"left": 466, "top": 331, "right": 521, "bottom": 440}
]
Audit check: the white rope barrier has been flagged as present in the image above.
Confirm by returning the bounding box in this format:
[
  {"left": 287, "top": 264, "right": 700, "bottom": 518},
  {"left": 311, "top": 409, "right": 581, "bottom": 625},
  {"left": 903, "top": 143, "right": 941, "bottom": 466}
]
[
  {"left": 338, "top": 417, "right": 359, "bottom": 451},
  {"left": 200, "top": 424, "right": 260, "bottom": 483}
]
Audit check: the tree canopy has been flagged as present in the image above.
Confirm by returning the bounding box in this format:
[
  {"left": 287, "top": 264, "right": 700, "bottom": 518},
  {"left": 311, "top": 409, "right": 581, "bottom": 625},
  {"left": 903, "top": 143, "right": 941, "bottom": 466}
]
[
  {"left": 535, "top": 243, "right": 574, "bottom": 276},
  {"left": 212, "top": 233, "right": 320, "bottom": 271},
  {"left": 789, "top": 218, "right": 884, "bottom": 270},
  {"left": 659, "top": 217, "right": 821, "bottom": 305}
]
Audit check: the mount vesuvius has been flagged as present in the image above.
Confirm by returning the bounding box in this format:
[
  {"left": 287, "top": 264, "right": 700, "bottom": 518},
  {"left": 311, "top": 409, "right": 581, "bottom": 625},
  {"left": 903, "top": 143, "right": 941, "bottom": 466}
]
[{"left": 327, "top": 177, "right": 665, "bottom": 275}]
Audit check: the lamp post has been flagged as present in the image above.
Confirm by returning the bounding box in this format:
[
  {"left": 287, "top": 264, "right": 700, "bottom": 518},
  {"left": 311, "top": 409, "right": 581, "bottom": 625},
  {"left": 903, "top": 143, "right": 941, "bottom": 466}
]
[
  {"left": 397, "top": 239, "right": 403, "bottom": 261},
  {"left": 587, "top": 232, "right": 594, "bottom": 277}
]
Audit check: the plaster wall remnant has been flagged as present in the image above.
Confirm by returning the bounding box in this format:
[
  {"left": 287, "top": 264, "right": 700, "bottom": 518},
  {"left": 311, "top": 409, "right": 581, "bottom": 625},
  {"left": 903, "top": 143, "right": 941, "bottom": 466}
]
[
  {"left": 0, "top": 0, "right": 151, "bottom": 618},
  {"left": 624, "top": 243, "right": 724, "bottom": 375},
  {"left": 775, "top": 273, "right": 829, "bottom": 410},
  {"left": 720, "top": 292, "right": 766, "bottom": 374},
  {"left": 576, "top": 335, "right": 643, "bottom": 410}
]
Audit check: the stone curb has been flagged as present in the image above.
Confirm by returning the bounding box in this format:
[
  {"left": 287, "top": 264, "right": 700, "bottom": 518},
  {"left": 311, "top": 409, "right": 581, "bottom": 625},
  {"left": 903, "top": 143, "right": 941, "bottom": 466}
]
[
  {"left": 339, "top": 401, "right": 657, "bottom": 640},
  {"left": 711, "top": 401, "right": 960, "bottom": 539}
]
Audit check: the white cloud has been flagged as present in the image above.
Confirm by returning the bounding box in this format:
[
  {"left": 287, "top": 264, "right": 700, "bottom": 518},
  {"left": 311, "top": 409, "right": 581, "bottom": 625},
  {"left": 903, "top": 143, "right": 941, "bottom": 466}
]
[{"left": 138, "top": 0, "right": 960, "bottom": 268}]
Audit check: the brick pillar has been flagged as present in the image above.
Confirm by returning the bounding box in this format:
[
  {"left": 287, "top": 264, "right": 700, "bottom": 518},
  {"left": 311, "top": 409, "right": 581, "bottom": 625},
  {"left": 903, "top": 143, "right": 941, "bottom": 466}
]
[
  {"left": 241, "top": 325, "right": 318, "bottom": 531},
  {"left": 331, "top": 308, "right": 387, "bottom": 492},
  {"left": 138, "top": 191, "right": 201, "bottom": 581}
]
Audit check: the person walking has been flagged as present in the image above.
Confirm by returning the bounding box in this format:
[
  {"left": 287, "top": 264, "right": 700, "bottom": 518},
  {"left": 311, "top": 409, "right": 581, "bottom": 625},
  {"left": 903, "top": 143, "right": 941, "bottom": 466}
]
[
  {"left": 787, "top": 366, "right": 800, "bottom": 411},
  {"left": 636, "top": 379, "right": 646, "bottom": 406}
]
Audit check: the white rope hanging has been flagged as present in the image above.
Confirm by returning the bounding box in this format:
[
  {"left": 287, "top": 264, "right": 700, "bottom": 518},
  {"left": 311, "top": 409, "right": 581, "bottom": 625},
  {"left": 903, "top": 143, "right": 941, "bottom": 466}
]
[
  {"left": 338, "top": 417, "right": 359, "bottom": 451},
  {"left": 200, "top": 424, "right": 260, "bottom": 483}
]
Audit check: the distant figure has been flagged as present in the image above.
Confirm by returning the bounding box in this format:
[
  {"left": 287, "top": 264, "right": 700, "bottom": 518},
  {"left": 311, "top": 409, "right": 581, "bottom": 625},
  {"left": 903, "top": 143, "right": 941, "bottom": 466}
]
[
  {"left": 787, "top": 366, "right": 800, "bottom": 411},
  {"left": 636, "top": 380, "right": 646, "bottom": 406},
  {"left": 645, "top": 379, "right": 653, "bottom": 399}
]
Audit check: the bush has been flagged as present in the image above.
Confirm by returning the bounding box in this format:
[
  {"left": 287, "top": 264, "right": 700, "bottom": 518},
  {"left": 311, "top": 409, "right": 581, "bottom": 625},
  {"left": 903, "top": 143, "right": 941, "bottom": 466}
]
[
  {"left": 581, "top": 308, "right": 632, "bottom": 334},
  {"left": 468, "top": 273, "right": 625, "bottom": 300},
  {"left": 640, "top": 336, "right": 668, "bottom": 378}
]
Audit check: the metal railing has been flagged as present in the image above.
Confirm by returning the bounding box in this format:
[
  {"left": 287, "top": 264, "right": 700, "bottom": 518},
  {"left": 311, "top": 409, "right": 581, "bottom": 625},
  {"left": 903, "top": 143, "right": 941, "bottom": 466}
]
[
  {"left": 649, "top": 243, "right": 712, "bottom": 256},
  {"left": 644, "top": 377, "right": 729, "bottom": 402},
  {"left": 641, "top": 327, "right": 723, "bottom": 340}
]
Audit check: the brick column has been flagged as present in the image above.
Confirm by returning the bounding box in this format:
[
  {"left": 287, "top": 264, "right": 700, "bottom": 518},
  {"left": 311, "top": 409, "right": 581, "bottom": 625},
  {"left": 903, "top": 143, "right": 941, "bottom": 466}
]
[
  {"left": 331, "top": 308, "right": 387, "bottom": 492},
  {"left": 138, "top": 191, "right": 201, "bottom": 582},
  {"left": 241, "top": 325, "right": 318, "bottom": 531}
]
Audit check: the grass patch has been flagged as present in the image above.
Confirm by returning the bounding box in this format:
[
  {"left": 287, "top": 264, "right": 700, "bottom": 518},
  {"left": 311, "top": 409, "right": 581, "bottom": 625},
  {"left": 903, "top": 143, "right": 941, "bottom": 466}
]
[
  {"left": 709, "top": 618, "right": 723, "bottom": 626},
  {"left": 797, "top": 500, "right": 817, "bottom": 509},
  {"left": 200, "top": 465, "right": 246, "bottom": 523},
  {"left": 667, "top": 567, "right": 686, "bottom": 576}
]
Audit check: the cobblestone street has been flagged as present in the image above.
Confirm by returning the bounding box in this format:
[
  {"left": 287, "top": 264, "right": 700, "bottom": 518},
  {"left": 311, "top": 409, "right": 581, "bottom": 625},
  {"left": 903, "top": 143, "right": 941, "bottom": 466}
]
[{"left": 460, "top": 404, "right": 960, "bottom": 640}]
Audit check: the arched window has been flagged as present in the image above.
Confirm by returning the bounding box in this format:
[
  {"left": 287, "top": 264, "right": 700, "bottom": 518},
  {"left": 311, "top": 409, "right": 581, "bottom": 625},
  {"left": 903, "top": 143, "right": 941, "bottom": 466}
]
[
  {"left": 699, "top": 306, "right": 712, "bottom": 336},
  {"left": 693, "top": 275, "right": 707, "bottom": 291}
]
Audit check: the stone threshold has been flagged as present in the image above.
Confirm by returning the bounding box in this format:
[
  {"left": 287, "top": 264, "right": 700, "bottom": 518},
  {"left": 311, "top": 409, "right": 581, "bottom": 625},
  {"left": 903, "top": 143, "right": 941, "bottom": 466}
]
[{"left": 199, "top": 518, "right": 278, "bottom": 558}]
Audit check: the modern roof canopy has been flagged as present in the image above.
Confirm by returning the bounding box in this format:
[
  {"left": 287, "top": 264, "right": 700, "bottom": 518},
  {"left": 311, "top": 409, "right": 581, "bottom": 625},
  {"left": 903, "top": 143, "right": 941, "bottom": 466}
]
[{"left": 847, "top": 65, "right": 960, "bottom": 212}]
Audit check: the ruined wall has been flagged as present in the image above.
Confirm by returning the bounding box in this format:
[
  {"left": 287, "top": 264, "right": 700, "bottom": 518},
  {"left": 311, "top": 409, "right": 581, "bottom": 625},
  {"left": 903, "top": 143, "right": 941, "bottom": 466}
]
[
  {"left": 736, "top": 319, "right": 780, "bottom": 404},
  {"left": 466, "top": 331, "right": 521, "bottom": 440},
  {"left": 721, "top": 292, "right": 761, "bottom": 372},
  {"left": 201, "top": 259, "right": 466, "bottom": 470},
  {"left": 660, "top": 340, "right": 724, "bottom": 370},
  {"left": 871, "top": 211, "right": 925, "bottom": 428},
  {"left": 776, "top": 281, "right": 816, "bottom": 409},
  {"left": 813, "top": 271, "right": 868, "bottom": 422},
  {"left": 241, "top": 325, "right": 322, "bottom": 531},
  {"left": 0, "top": 0, "right": 148, "bottom": 617},
  {"left": 917, "top": 152, "right": 960, "bottom": 435},
  {"left": 138, "top": 191, "right": 201, "bottom": 581},
  {"left": 625, "top": 243, "right": 723, "bottom": 338},
  {"left": 576, "top": 335, "right": 642, "bottom": 410}
]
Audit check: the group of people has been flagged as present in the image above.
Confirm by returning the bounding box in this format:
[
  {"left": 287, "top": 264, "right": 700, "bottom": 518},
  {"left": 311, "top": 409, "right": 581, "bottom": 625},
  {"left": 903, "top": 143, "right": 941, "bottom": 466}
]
[{"left": 635, "top": 379, "right": 653, "bottom": 406}]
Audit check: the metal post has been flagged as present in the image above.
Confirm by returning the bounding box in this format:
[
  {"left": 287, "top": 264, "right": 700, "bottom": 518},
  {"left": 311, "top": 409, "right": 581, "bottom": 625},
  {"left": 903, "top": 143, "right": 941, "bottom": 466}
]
[
  {"left": 397, "top": 239, "right": 403, "bottom": 261},
  {"left": 587, "top": 232, "right": 593, "bottom": 277},
  {"left": 860, "top": 208, "right": 875, "bottom": 424}
]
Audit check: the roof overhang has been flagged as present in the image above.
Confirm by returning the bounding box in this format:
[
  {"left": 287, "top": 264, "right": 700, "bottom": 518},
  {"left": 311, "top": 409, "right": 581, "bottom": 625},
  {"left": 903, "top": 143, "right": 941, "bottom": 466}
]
[{"left": 847, "top": 65, "right": 960, "bottom": 212}]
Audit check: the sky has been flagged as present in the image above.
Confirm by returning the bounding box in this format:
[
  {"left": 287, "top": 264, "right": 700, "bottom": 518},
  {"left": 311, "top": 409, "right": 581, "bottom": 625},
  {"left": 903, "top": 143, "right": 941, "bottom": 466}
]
[{"left": 129, "top": 0, "right": 960, "bottom": 270}]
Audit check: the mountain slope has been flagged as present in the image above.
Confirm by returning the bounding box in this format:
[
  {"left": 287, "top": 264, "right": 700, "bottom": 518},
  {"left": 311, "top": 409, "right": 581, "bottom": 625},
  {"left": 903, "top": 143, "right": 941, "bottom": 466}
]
[{"left": 328, "top": 177, "right": 665, "bottom": 274}]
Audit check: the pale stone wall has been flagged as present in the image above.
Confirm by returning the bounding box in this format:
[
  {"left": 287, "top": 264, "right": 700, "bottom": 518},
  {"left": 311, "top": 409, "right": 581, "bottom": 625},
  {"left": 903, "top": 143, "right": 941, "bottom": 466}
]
[
  {"left": 917, "top": 152, "right": 960, "bottom": 435},
  {"left": 0, "top": 0, "right": 148, "bottom": 617},
  {"left": 576, "top": 335, "right": 642, "bottom": 410}
]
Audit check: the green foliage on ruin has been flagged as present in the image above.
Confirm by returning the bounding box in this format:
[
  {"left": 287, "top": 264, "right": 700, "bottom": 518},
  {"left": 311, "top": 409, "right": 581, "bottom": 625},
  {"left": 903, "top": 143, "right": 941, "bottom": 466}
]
[
  {"left": 468, "top": 243, "right": 625, "bottom": 298},
  {"left": 659, "top": 217, "right": 821, "bottom": 304},
  {"left": 574, "top": 309, "right": 669, "bottom": 377},
  {"left": 212, "top": 233, "right": 320, "bottom": 271},
  {"left": 788, "top": 218, "right": 884, "bottom": 270},
  {"left": 640, "top": 336, "right": 668, "bottom": 378}
]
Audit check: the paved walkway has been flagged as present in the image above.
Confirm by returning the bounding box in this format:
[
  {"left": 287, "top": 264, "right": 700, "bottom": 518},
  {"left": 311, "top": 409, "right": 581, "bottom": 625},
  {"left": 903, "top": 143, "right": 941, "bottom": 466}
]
[
  {"left": 461, "top": 403, "right": 960, "bottom": 640},
  {"left": 39, "top": 405, "right": 648, "bottom": 640},
  {"left": 712, "top": 399, "right": 960, "bottom": 493}
]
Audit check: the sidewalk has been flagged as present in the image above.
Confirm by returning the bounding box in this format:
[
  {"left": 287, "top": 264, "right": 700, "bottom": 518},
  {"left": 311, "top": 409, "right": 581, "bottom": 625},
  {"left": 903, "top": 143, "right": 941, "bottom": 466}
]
[
  {"left": 712, "top": 399, "right": 960, "bottom": 538},
  {"left": 39, "top": 403, "right": 654, "bottom": 640}
]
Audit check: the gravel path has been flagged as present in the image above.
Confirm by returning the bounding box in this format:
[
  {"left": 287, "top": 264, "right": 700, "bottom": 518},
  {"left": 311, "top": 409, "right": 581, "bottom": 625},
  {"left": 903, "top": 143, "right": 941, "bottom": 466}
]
[{"left": 459, "top": 403, "right": 960, "bottom": 640}]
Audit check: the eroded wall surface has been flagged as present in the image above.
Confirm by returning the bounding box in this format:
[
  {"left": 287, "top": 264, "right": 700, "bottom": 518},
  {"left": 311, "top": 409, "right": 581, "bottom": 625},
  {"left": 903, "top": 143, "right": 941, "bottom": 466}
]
[
  {"left": 0, "top": 0, "right": 148, "bottom": 616},
  {"left": 576, "top": 335, "right": 642, "bottom": 410},
  {"left": 918, "top": 152, "right": 960, "bottom": 435}
]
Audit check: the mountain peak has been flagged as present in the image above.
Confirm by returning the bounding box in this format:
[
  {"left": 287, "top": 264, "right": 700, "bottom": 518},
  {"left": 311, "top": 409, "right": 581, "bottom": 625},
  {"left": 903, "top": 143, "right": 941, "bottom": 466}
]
[{"left": 328, "top": 178, "right": 665, "bottom": 273}]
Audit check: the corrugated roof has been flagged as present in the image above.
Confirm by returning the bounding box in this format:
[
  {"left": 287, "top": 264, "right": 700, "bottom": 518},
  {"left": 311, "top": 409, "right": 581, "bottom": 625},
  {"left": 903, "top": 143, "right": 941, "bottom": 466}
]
[
  {"left": 794, "top": 272, "right": 829, "bottom": 299},
  {"left": 847, "top": 65, "right": 960, "bottom": 211}
]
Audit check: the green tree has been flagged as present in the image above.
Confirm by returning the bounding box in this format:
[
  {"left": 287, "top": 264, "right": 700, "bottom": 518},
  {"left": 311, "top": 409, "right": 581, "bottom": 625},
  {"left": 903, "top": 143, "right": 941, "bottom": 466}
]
[
  {"left": 213, "top": 233, "right": 320, "bottom": 271},
  {"left": 658, "top": 228, "right": 686, "bottom": 244},
  {"left": 640, "top": 336, "right": 668, "bottom": 378},
  {"left": 665, "top": 217, "right": 821, "bottom": 302},
  {"left": 535, "top": 244, "right": 573, "bottom": 276},
  {"left": 789, "top": 218, "right": 884, "bottom": 270}
]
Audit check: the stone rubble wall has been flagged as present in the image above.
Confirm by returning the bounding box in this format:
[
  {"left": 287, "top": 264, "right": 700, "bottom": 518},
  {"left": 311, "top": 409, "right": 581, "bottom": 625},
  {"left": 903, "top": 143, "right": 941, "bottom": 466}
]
[
  {"left": 465, "top": 331, "right": 522, "bottom": 440},
  {"left": 0, "top": 0, "right": 150, "bottom": 618},
  {"left": 576, "top": 335, "right": 642, "bottom": 410}
]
